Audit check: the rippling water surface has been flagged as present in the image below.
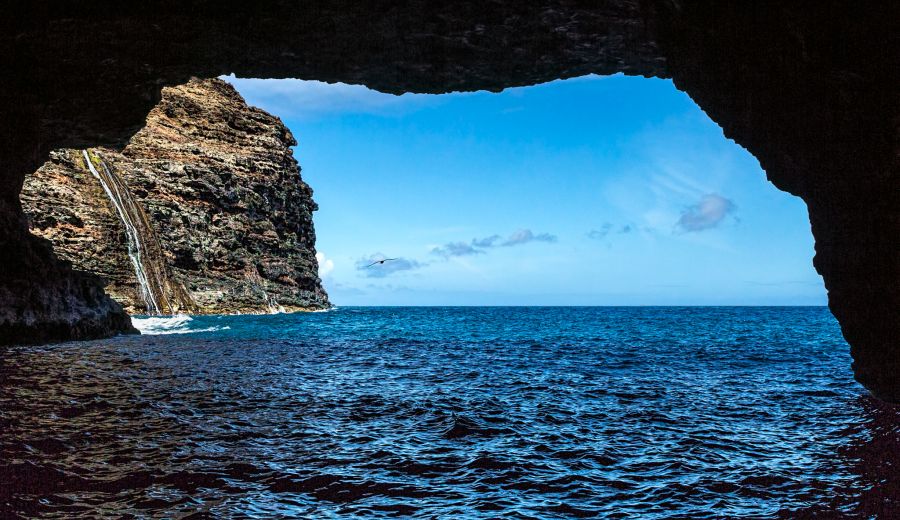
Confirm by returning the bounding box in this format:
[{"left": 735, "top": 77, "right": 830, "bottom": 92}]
[{"left": 2, "top": 307, "right": 899, "bottom": 518}]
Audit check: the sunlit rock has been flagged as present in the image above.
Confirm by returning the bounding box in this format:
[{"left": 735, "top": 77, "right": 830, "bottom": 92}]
[{"left": 22, "top": 79, "right": 329, "bottom": 315}]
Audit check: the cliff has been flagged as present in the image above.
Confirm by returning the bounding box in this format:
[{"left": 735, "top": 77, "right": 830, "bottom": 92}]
[{"left": 21, "top": 79, "right": 329, "bottom": 315}]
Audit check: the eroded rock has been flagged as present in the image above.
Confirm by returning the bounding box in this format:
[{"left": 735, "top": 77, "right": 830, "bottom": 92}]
[{"left": 22, "top": 79, "right": 329, "bottom": 315}]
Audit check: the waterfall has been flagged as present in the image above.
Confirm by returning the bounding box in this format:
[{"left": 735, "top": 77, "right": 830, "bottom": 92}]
[
  {"left": 83, "top": 149, "right": 162, "bottom": 314},
  {"left": 263, "top": 293, "right": 287, "bottom": 315},
  {"left": 243, "top": 269, "right": 286, "bottom": 314}
]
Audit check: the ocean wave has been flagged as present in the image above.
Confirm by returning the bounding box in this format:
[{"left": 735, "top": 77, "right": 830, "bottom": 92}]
[
  {"left": 2, "top": 307, "right": 860, "bottom": 518},
  {"left": 131, "top": 315, "right": 230, "bottom": 335}
]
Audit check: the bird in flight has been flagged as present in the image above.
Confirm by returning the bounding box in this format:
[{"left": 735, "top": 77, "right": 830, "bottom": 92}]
[{"left": 365, "top": 258, "right": 398, "bottom": 268}]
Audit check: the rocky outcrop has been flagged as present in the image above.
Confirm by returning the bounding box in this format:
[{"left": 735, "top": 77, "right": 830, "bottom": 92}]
[
  {"left": 21, "top": 79, "right": 329, "bottom": 315},
  {"left": 0, "top": 2, "right": 896, "bottom": 399},
  {"left": 0, "top": 216, "right": 137, "bottom": 344}
]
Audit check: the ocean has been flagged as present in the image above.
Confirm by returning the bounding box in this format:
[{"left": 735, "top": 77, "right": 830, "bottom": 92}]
[{"left": 1, "top": 307, "right": 897, "bottom": 518}]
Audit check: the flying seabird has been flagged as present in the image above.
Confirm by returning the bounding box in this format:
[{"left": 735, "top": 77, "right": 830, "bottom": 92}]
[{"left": 365, "top": 258, "right": 398, "bottom": 268}]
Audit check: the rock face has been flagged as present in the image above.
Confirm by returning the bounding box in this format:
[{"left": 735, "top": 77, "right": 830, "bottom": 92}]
[
  {"left": 21, "top": 79, "right": 329, "bottom": 315},
  {"left": 0, "top": 2, "right": 896, "bottom": 400},
  {"left": 0, "top": 227, "right": 137, "bottom": 344}
]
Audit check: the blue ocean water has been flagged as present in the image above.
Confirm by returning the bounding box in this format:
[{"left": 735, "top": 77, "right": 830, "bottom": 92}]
[{"left": 1, "top": 307, "right": 898, "bottom": 518}]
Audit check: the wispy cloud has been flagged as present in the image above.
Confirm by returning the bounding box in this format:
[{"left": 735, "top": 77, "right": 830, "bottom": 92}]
[
  {"left": 676, "top": 193, "right": 736, "bottom": 232},
  {"left": 220, "top": 75, "right": 439, "bottom": 119},
  {"left": 430, "top": 241, "right": 484, "bottom": 258},
  {"left": 587, "top": 223, "right": 613, "bottom": 240},
  {"left": 472, "top": 235, "right": 501, "bottom": 248},
  {"left": 327, "top": 281, "right": 367, "bottom": 295},
  {"left": 501, "top": 229, "right": 558, "bottom": 246},
  {"left": 743, "top": 280, "right": 822, "bottom": 287},
  {"left": 431, "top": 229, "right": 558, "bottom": 258},
  {"left": 587, "top": 223, "right": 636, "bottom": 241},
  {"left": 355, "top": 254, "right": 425, "bottom": 278}
]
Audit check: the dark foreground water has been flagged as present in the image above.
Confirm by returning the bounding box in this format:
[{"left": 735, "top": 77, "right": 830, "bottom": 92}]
[{"left": 2, "top": 307, "right": 899, "bottom": 519}]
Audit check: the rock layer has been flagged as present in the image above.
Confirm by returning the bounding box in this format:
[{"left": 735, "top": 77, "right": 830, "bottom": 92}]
[
  {"left": 0, "top": 2, "right": 896, "bottom": 400},
  {"left": 22, "top": 79, "right": 329, "bottom": 315}
]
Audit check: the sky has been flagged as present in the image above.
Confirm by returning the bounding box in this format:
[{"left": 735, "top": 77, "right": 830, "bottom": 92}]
[{"left": 223, "top": 74, "right": 826, "bottom": 306}]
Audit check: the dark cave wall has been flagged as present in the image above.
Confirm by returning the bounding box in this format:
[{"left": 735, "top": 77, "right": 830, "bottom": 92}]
[
  {"left": 658, "top": 3, "right": 899, "bottom": 399},
  {"left": 1, "top": 1, "right": 897, "bottom": 399}
]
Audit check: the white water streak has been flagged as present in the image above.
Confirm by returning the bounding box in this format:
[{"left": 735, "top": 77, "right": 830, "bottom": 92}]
[
  {"left": 131, "top": 315, "right": 229, "bottom": 335},
  {"left": 83, "top": 150, "right": 161, "bottom": 314}
]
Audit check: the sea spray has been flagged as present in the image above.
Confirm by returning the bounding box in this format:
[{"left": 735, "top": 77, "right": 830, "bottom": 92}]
[{"left": 131, "top": 314, "right": 230, "bottom": 335}]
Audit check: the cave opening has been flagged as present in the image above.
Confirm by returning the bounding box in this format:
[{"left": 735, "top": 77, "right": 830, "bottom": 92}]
[
  {"left": 2, "top": 2, "right": 894, "bottom": 402},
  {"left": 7, "top": 73, "right": 890, "bottom": 516},
  {"left": 3, "top": 4, "right": 898, "bottom": 516},
  {"left": 23, "top": 74, "right": 829, "bottom": 310},
  {"left": 220, "top": 73, "right": 827, "bottom": 308}
]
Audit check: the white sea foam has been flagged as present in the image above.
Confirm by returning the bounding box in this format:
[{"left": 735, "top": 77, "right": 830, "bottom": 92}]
[{"left": 131, "top": 315, "right": 229, "bottom": 335}]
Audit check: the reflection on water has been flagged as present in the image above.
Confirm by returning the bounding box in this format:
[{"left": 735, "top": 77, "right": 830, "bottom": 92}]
[
  {"left": 787, "top": 397, "right": 900, "bottom": 518},
  {"left": 0, "top": 307, "right": 897, "bottom": 518}
]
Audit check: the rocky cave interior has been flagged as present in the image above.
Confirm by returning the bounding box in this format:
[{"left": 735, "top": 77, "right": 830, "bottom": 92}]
[{"left": 1, "top": 2, "right": 896, "bottom": 400}]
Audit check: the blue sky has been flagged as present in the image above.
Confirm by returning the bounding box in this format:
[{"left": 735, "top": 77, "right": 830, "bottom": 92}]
[{"left": 223, "top": 74, "right": 826, "bottom": 306}]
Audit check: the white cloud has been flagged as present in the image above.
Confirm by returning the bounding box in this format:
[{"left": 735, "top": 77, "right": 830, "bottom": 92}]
[
  {"left": 676, "top": 193, "right": 737, "bottom": 232},
  {"left": 220, "top": 75, "right": 441, "bottom": 119},
  {"left": 316, "top": 251, "right": 335, "bottom": 277}
]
